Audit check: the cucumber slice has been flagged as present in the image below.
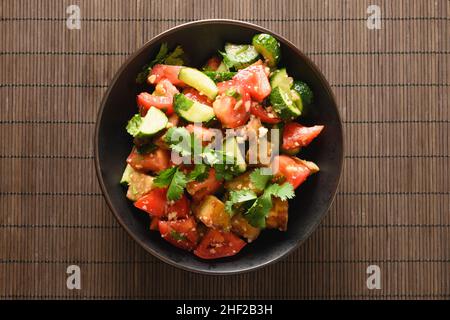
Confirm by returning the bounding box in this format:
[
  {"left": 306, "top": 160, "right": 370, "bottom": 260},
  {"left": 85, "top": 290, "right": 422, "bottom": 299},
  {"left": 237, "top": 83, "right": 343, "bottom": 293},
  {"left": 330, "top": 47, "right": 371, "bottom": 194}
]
[
  {"left": 178, "top": 67, "right": 218, "bottom": 100},
  {"left": 216, "top": 61, "right": 229, "bottom": 72},
  {"left": 126, "top": 107, "right": 168, "bottom": 139},
  {"left": 126, "top": 171, "right": 155, "bottom": 201},
  {"left": 252, "top": 33, "right": 281, "bottom": 68},
  {"left": 174, "top": 93, "right": 215, "bottom": 123},
  {"left": 292, "top": 80, "right": 314, "bottom": 106},
  {"left": 222, "top": 43, "right": 260, "bottom": 70},
  {"left": 203, "top": 71, "right": 236, "bottom": 82},
  {"left": 290, "top": 89, "right": 304, "bottom": 114},
  {"left": 223, "top": 137, "right": 247, "bottom": 173},
  {"left": 269, "top": 86, "right": 301, "bottom": 120},
  {"left": 120, "top": 164, "right": 135, "bottom": 186},
  {"left": 139, "top": 107, "right": 168, "bottom": 138},
  {"left": 270, "top": 68, "right": 293, "bottom": 91}
]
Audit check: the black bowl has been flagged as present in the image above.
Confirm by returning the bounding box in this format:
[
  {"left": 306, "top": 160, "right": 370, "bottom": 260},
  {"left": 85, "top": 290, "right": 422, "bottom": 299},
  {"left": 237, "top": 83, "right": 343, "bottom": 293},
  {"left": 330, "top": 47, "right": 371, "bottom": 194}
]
[{"left": 94, "top": 19, "right": 343, "bottom": 275}]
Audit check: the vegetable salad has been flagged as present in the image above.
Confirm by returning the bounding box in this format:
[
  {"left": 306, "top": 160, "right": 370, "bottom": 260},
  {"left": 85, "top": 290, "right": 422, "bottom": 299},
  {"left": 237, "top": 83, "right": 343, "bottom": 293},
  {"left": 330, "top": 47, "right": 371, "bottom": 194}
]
[{"left": 121, "top": 34, "right": 324, "bottom": 259}]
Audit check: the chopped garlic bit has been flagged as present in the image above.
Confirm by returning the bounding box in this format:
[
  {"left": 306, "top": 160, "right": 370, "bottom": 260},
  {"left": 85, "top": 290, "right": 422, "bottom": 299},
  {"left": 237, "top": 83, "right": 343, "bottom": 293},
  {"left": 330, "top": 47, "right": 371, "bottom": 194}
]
[
  {"left": 244, "top": 100, "right": 251, "bottom": 112},
  {"left": 234, "top": 100, "right": 243, "bottom": 110},
  {"left": 147, "top": 74, "right": 157, "bottom": 84},
  {"left": 167, "top": 212, "right": 177, "bottom": 220}
]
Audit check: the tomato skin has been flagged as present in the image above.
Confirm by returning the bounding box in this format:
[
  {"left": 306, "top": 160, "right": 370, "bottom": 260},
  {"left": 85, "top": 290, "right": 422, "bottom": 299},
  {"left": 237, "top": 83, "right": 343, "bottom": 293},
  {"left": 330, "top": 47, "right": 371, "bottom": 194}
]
[
  {"left": 217, "top": 80, "right": 237, "bottom": 95},
  {"left": 135, "top": 188, "right": 190, "bottom": 220},
  {"left": 158, "top": 217, "right": 199, "bottom": 251},
  {"left": 126, "top": 147, "right": 171, "bottom": 173},
  {"left": 186, "top": 168, "right": 223, "bottom": 201},
  {"left": 183, "top": 87, "right": 212, "bottom": 106},
  {"left": 212, "top": 94, "right": 250, "bottom": 128},
  {"left": 204, "top": 56, "right": 221, "bottom": 71},
  {"left": 273, "top": 155, "right": 312, "bottom": 189},
  {"left": 282, "top": 123, "right": 324, "bottom": 151},
  {"left": 134, "top": 188, "right": 167, "bottom": 217},
  {"left": 166, "top": 194, "right": 190, "bottom": 219},
  {"left": 150, "top": 217, "right": 160, "bottom": 230},
  {"left": 148, "top": 64, "right": 184, "bottom": 86},
  {"left": 137, "top": 92, "right": 174, "bottom": 116},
  {"left": 194, "top": 229, "right": 246, "bottom": 259},
  {"left": 233, "top": 64, "right": 271, "bottom": 102},
  {"left": 250, "top": 103, "right": 281, "bottom": 124}
]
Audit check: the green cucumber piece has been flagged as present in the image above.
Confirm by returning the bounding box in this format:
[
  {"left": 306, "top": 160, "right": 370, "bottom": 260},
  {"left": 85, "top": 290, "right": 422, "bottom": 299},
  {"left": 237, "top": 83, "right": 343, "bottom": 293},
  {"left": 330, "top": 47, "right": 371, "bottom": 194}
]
[
  {"left": 126, "top": 171, "right": 155, "bottom": 201},
  {"left": 120, "top": 164, "right": 135, "bottom": 186},
  {"left": 269, "top": 86, "right": 301, "bottom": 120},
  {"left": 138, "top": 107, "right": 168, "bottom": 138},
  {"left": 203, "top": 71, "right": 236, "bottom": 82},
  {"left": 270, "top": 68, "right": 293, "bottom": 91},
  {"left": 178, "top": 67, "right": 218, "bottom": 100},
  {"left": 223, "top": 137, "right": 247, "bottom": 173},
  {"left": 290, "top": 89, "right": 304, "bottom": 114},
  {"left": 222, "top": 43, "right": 260, "bottom": 70},
  {"left": 252, "top": 33, "right": 281, "bottom": 68},
  {"left": 174, "top": 93, "right": 215, "bottom": 123},
  {"left": 126, "top": 107, "right": 168, "bottom": 139},
  {"left": 292, "top": 80, "right": 314, "bottom": 106}
]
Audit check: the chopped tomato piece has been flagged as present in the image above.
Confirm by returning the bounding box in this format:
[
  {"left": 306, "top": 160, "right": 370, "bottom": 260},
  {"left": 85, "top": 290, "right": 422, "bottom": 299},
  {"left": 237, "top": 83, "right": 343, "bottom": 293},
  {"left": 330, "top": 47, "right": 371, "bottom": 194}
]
[
  {"left": 127, "top": 147, "right": 171, "bottom": 173},
  {"left": 134, "top": 188, "right": 167, "bottom": 217},
  {"left": 137, "top": 92, "right": 174, "bottom": 116},
  {"left": 250, "top": 103, "right": 281, "bottom": 124},
  {"left": 135, "top": 188, "right": 190, "bottom": 220},
  {"left": 282, "top": 123, "right": 324, "bottom": 151},
  {"left": 233, "top": 64, "right": 271, "bottom": 102},
  {"left": 204, "top": 56, "right": 221, "bottom": 71},
  {"left": 148, "top": 64, "right": 185, "bottom": 86},
  {"left": 159, "top": 217, "right": 199, "bottom": 251},
  {"left": 183, "top": 87, "right": 212, "bottom": 106},
  {"left": 217, "top": 80, "right": 238, "bottom": 95},
  {"left": 272, "top": 155, "right": 318, "bottom": 189},
  {"left": 166, "top": 194, "right": 190, "bottom": 220},
  {"left": 194, "top": 229, "right": 246, "bottom": 259},
  {"left": 186, "top": 168, "right": 223, "bottom": 201},
  {"left": 212, "top": 93, "right": 250, "bottom": 128},
  {"left": 156, "top": 78, "right": 180, "bottom": 97}
]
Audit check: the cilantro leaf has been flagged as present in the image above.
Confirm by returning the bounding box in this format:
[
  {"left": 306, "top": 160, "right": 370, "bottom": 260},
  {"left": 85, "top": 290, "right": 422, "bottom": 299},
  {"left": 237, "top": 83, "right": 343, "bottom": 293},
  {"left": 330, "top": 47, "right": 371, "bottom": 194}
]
[
  {"left": 213, "top": 163, "right": 237, "bottom": 181},
  {"left": 241, "top": 183, "right": 295, "bottom": 228},
  {"left": 244, "top": 193, "right": 273, "bottom": 228},
  {"left": 135, "top": 43, "right": 168, "bottom": 84},
  {"left": 165, "top": 127, "right": 195, "bottom": 158},
  {"left": 170, "top": 230, "right": 187, "bottom": 241},
  {"left": 125, "top": 114, "right": 142, "bottom": 137},
  {"left": 136, "top": 43, "right": 185, "bottom": 84},
  {"left": 163, "top": 45, "right": 185, "bottom": 65},
  {"left": 249, "top": 168, "right": 273, "bottom": 191},
  {"left": 153, "top": 167, "right": 177, "bottom": 188},
  {"left": 188, "top": 164, "right": 209, "bottom": 182},
  {"left": 225, "top": 189, "right": 258, "bottom": 214},
  {"left": 166, "top": 169, "right": 188, "bottom": 201},
  {"left": 152, "top": 43, "right": 169, "bottom": 65},
  {"left": 265, "top": 182, "right": 295, "bottom": 201}
]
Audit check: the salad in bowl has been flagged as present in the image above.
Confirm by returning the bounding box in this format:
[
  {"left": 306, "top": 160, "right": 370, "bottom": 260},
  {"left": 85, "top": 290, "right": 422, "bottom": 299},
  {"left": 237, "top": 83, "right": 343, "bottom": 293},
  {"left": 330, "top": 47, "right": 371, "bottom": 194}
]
[{"left": 120, "top": 33, "right": 324, "bottom": 260}]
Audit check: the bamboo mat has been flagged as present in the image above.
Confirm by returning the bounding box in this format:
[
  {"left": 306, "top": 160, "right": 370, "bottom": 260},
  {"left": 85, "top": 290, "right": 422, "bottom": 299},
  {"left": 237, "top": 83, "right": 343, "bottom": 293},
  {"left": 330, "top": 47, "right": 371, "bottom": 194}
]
[{"left": 0, "top": 0, "right": 449, "bottom": 300}]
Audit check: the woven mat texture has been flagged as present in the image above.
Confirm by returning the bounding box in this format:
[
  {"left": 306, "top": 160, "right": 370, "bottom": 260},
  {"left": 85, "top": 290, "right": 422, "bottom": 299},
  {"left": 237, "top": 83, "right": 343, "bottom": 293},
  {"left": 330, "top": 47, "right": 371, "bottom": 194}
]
[{"left": 0, "top": 0, "right": 449, "bottom": 299}]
